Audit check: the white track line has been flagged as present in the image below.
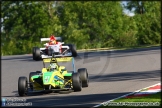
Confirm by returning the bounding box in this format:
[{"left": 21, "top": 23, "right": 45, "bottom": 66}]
[{"left": 93, "top": 83, "right": 161, "bottom": 107}]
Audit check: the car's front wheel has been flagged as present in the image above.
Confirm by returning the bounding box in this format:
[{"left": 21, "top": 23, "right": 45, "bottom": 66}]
[
  {"left": 18, "top": 77, "right": 28, "bottom": 96},
  {"left": 72, "top": 73, "right": 82, "bottom": 92},
  {"left": 78, "top": 68, "right": 89, "bottom": 87}
]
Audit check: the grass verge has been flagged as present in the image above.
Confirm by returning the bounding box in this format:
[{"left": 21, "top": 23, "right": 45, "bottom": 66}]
[
  {"left": 99, "top": 92, "right": 161, "bottom": 108},
  {"left": 77, "top": 44, "right": 160, "bottom": 52},
  {"left": 114, "top": 92, "right": 161, "bottom": 102}
]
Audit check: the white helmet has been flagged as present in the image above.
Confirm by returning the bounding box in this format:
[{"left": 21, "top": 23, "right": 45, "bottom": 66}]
[{"left": 50, "top": 63, "right": 57, "bottom": 71}]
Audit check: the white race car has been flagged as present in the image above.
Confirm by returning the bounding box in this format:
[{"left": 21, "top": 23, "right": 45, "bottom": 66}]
[{"left": 32, "top": 37, "right": 77, "bottom": 61}]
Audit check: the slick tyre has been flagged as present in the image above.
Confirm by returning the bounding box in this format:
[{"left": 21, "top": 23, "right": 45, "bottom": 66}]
[
  {"left": 48, "top": 47, "right": 53, "bottom": 56},
  {"left": 72, "top": 73, "right": 82, "bottom": 92},
  {"left": 68, "top": 44, "right": 77, "bottom": 57},
  {"left": 33, "top": 47, "right": 41, "bottom": 61},
  {"left": 18, "top": 77, "right": 28, "bottom": 96},
  {"left": 78, "top": 68, "right": 89, "bottom": 87}
]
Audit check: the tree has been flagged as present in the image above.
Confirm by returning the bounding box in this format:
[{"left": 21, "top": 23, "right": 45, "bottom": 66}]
[
  {"left": 124, "top": 1, "right": 161, "bottom": 45},
  {"left": 1, "top": 1, "right": 61, "bottom": 55}
]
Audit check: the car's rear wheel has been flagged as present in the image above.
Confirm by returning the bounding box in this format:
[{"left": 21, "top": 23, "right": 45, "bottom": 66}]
[
  {"left": 18, "top": 77, "right": 28, "bottom": 96},
  {"left": 72, "top": 73, "right": 82, "bottom": 92},
  {"left": 67, "top": 44, "right": 77, "bottom": 57},
  {"left": 33, "top": 47, "right": 41, "bottom": 61},
  {"left": 78, "top": 68, "right": 89, "bottom": 87},
  {"left": 48, "top": 47, "right": 53, "bottom": 56}
]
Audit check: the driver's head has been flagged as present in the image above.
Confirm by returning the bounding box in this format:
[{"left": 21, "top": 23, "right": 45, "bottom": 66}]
[
  {"left": 50, "top": 35, "right": 56, "bottom": 44},
  {"left": 50, "top": 63, "right": 57, "bottom": 72},
  {"left": 50, "top": 40, "right": 56, "bottom": 44}
]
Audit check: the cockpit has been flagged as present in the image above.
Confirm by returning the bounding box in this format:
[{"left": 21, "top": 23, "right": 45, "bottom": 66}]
[{"left": 49, "top": 63, "right": 58, "bottom": 72}]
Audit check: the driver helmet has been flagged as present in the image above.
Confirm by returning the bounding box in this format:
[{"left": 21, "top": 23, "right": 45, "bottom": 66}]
[
  {"left": 50, "top": 63, "right": 57, "bottom": 72},
  {"left": 50, "top": 35, "right": 56, "bottom": 44}
]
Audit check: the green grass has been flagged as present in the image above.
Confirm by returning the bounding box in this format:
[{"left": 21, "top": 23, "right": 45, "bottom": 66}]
[
  {"left": 108, "top": 44, "right": 160, "bottom": 50},
  {"left": 112, "top": 44, "right": 160, "bottom": 50},
  {"left": 77, "top": 44, "right": 160, "bottom": 52},
  {"left": 99, "top": 92, "right": 161, "bottom": 108},
  {"left": 114, "top": 92, "right": 161, "bottom": 102}
]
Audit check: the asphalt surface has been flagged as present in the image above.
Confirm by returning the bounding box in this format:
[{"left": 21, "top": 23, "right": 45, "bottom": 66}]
[{"left": 1, "top": 46, "right": 161, "bottom": 107}]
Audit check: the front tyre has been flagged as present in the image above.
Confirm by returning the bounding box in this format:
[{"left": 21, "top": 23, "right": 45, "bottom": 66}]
[
  {"left": 72, "top": 73, "right": 82, "bottom": 92},
  {"left": 18, "top": 77, "right": 28, "bottom": 96},
  {"left": 78, "top": 68, "right": 89, "bottom": 87}
]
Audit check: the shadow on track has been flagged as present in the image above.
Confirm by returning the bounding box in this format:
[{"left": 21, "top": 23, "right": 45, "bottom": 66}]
[
  {"left": 9, "top": 91, "right": 61, "bottom": 97},
  {"left": 3, "top": 92, "right": 131, "bottom": 107},
  {"left": 89, "top": 70, "right": 161, "bottom": 82},
  {"left": 3, "top": 70, "right": 160, "bottom": 107},
  {"left": 6, "top": 70, "right": 160, "bottom": 97}
]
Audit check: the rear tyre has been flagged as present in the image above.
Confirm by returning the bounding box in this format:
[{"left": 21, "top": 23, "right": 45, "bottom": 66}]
[
  {"left": 68, "top": 44, "right": 77, "bottom": 57},
  {"left": 32, "top": 47, "right": 36, "bottom": 60},
  {"left": 18, "top": 77, "right": 28, "bottom": 96},
  {"left": 78, "top": 68, "right": 89, "bottom": 87},
  {"left": 72, "top": 73, "right": 82, "bottom": 92},
  {"left": 33, "top": 47, "right": 41, "bottom": 61},
  {"left": 48, "top": 47, "right": 53, "bottom": 56}
]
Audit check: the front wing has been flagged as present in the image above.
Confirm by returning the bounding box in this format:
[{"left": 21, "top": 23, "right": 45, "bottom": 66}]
[{"left": 40, "top": 45, "right": 71, "bottom": 57}]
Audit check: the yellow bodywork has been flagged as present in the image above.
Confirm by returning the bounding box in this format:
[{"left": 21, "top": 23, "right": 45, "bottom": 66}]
[
  {"left": 43, "top": 57, "right": 73, "bottom": 63},
  {"left": 42, "top": 66, "right": 68, "bottom": 75},
  {"left": 30, "top": 57, "right": 73, "bottom": 91}
]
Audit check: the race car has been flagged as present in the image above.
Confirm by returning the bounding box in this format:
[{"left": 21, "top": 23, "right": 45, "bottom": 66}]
[
  {"left": 32, "top": 36, "right": 77, "bottom": 61},
  {"left": 18, "top": 54, "right": 89, "bottom": 96}
]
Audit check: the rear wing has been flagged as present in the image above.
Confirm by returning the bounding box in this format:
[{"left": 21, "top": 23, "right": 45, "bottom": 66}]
[
  {"left": 43, "top": 57, "right": 73, "bottom": 63},
  {"left": 42, "top": 56, "right": 76, "bottom": 72},
  {"left": 40, "top": 37, "right": 62, "bottom": 42}
]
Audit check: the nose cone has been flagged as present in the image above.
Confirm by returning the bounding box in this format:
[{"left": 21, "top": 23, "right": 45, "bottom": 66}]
[{"left": 43, "top": 72, "right": 53, "bottom": 84}]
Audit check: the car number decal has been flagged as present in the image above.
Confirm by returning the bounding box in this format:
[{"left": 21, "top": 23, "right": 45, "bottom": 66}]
[
  {"left": 52, "top": 45, "right": 59, "bottom": 52},
  {"left": 44, "top": 76, "right": 50, "bottom": 82}
]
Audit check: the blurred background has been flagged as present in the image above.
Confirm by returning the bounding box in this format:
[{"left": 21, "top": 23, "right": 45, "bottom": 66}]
[{"left": 1, "top": 1, "right": 161, "bottom": 55}]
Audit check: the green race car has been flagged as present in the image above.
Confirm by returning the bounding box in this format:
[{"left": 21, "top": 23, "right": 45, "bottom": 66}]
[{"left": 18, "top": 55, "right": 89, "bottom": 96}]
